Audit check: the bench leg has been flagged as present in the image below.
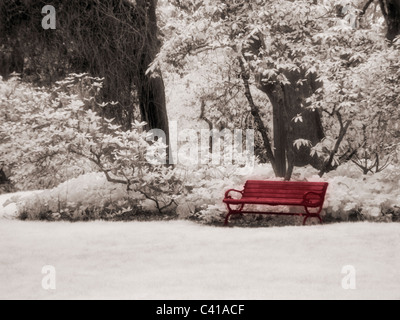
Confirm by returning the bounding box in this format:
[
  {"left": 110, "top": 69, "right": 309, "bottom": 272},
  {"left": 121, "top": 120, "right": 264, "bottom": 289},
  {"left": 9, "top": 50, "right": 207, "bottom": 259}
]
[
  {"left": 303, "top": 206, "right": 324, "bottom": 226},
  {"left": 224, "top": 204, "right": 244, "bottom": 226},
  {"left": 224, "top": 212, "right": 233, "bottom": 226}
]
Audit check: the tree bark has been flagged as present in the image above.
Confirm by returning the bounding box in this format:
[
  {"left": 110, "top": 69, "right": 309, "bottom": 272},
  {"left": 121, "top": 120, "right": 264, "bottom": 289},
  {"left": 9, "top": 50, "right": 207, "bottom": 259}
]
[
  {"left": 0, "top": 168, "right": 9, "bottom": 185},
  {"left": 270, "top": 84, "right": 287, "bottom": 177},
  {"left": 0, "top": 47, "right": 24, "bottom": 79},
  {"left": 258, "top": 69, "right": 325, "bottom": 177},
  {"left": 380, "top": 0, "right": 400, "bottom": 40},
  {"left": 137, "top": 0, "right": 170, "bottom": 154},
  {"left": 138, "top": 73, "right": 170, "bottom": 147}
]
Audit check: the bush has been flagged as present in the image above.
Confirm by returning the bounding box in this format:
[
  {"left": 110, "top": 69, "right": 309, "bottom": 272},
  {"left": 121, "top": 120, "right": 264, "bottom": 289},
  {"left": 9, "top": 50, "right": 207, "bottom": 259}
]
[
  {"left": 189, "top": 162, "right": 400, "bottom": 226},
  {"left": 0, "top": 75, "right": 97, "bottom": 189},
  {"left": 11, "top": 161, "right": 400, "bottom": 224},
  {"left": 1, "top": 74, "right": 183, "bottom": 220}
]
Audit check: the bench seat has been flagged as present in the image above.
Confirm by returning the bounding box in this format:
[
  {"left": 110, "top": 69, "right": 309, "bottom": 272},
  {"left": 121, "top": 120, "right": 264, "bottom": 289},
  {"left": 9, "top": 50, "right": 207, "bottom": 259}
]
[{"left": 225, "top": 198, "right": 305, "bottom": 206}]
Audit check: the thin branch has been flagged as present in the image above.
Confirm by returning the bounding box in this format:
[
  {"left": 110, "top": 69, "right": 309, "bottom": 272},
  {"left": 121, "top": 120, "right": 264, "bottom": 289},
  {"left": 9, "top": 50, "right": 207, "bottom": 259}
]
[
  {"left": 361, "top": 0, "right": 376, "bottom": 15},
  {"left": 199, "top": 100, "right": 213, "bottom": 130},
  {"left": 319, "top": 111, "right": 352, "bottom": 177},
  {"left": 352, "top": 154, "right": 376, "bottom": 174},
  {"left": 238, "top": 56, "right": 277, "bottom": 172},
  {"left": 69, "top": 147, "right": 129, "bottom": 186},
  {"left": 159, "top": 200, "right": 177, "bottom": 213},
  {"left": 200, "top": 100, "right": 213, "bottom": 153},
  {"left": 378, "top": 157, "right": 391, "bottom": 172},
  {"left": 189, "top": 44, "right": 232, "bottom": 56},
  {"left": 339, "top": 147, "right": 358, "bottom": 163},
  {"left": 138, "top": 190, "right": 176, "bottom": 214},
  {"left": 378, "top": 0, "right": 389, "bottom": 24}
]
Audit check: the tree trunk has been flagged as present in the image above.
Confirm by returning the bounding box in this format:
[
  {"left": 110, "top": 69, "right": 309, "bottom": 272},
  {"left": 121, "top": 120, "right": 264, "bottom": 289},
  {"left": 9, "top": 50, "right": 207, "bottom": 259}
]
[
  {"left": 381, "top": 0, "right": 400, "bottom": 40},
  {"left": 270, "top": 84, "right": 287, "bottom": 177},
  {"left": 243, "top": 35, "right": 325, "bottom": 179},
  {"left": 0, "top": 168, "right": 9, "bottom": 185},
  {"left": 258, "top": 69, "right": 325, "bottom": 178},
  {"left": 138, "top": 73, "right": 170, "bottom": 147},
  {"left": 137, "top": 0, "right": 170, "bottom": 156},
  {"left": 0, "top": 47, "right": 24, "bottom": 79}
]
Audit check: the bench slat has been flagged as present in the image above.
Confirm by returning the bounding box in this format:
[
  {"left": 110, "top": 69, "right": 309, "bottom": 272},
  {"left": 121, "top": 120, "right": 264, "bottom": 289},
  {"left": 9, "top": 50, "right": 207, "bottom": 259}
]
[
  {"left": 245, "top": 184, "right": 326, "bottom": 190},
  {"left": 243, "top": 191, "right": 325, "bottom": 195},
  {"left": 245, "top": 183, "right": 326, "bottom": 188},
  {"left": 245, "top": 180, "right": 327, "bottom": 185},
  {"left": 225, "top": 197, "right": 321, "bottom": 205},
  {"left": 245, "top": 181, "right": 326, "bottom": 186},
  {"left": 226, "top": 198, "right": 304, "bottom": 205},
  {"left": 243, "top": 188, "right": 324, "bottom": 194},
  {"left": 242, "top": 194, "right": 321, "bottom": 200}
]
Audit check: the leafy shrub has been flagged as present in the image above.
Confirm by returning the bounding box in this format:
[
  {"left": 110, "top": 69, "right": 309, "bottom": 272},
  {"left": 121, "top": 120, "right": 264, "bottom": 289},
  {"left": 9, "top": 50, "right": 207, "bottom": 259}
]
[
  {"left": 0, "top": 75, "right": 98, "bottom": 189},
  {"left": 190, "top": 162, "right": 400, "bottom": 226},
  {"left": 0, "top": 74, "right": 183, "bottom": 219}
]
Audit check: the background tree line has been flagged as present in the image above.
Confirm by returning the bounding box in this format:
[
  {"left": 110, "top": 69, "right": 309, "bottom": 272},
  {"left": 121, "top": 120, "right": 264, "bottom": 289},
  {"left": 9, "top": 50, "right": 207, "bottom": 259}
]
[{"left": 0, "top": 0, "right": 399, "bottom": 187}]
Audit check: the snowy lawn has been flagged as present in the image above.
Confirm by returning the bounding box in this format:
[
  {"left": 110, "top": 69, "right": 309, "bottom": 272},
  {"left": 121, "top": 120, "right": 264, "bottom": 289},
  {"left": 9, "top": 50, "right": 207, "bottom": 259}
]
[{"left": 0, "top": 219, "right": 399, "bottom": 300}]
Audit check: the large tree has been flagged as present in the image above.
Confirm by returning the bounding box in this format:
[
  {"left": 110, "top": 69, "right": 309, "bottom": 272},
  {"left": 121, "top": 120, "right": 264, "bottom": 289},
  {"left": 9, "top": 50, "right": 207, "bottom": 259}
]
[
  {"left": 157, "top": 0, "right": 331, "bottom": 178},
  {"left": 243, "top": 33, "right": 325, "bottom": 178},
  {"left": 158, "top": 0, "right": 399, "bottom": 179}
]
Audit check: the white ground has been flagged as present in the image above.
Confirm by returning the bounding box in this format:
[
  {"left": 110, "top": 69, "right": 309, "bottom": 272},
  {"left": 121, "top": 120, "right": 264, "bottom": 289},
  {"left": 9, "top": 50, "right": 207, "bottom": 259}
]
[
  {"left": 1, "top": 191, "right": 400, "bottom": 300},
  {"left": 0, "top": 217, "right": 399, "bottom": 300}
]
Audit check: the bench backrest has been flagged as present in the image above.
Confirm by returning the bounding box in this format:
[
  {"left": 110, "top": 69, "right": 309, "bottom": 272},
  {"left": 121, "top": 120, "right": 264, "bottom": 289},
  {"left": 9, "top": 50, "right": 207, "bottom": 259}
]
[{"left": 243, "top": 180, "right": 329, "bottom": 200}]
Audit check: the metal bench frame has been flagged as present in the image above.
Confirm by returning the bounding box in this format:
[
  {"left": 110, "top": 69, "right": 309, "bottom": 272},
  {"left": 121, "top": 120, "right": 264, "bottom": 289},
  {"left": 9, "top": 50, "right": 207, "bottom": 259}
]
[{"left": 223, "top": 181, "right": 329, "bottom": 226}]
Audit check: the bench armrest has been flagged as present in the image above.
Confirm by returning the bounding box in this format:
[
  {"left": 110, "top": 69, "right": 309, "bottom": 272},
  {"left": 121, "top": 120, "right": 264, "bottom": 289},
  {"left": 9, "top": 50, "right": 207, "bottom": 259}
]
[
  {"left": 303, "top": 192, "right": 323, "bottom": 206},
  {"left": 225, "top": 189, "right": 243, "bottom": 199}
]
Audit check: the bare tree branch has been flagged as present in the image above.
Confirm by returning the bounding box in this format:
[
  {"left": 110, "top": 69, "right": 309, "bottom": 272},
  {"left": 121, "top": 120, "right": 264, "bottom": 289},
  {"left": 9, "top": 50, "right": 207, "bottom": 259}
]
[
  {"left": 319, "top": 111, "right": 352, "bottom": 177},
  {"left": 68, "top": 146, "right": 129, "bottom": 186},
  {"left": 378, "top": 0, "right": 390, "bottom": 23},
  {"left": 361, "top": 0, "right": 376, "bottom": 15},
  {"left": 238, "top": 56, "right": 277, "bottom": 173}
]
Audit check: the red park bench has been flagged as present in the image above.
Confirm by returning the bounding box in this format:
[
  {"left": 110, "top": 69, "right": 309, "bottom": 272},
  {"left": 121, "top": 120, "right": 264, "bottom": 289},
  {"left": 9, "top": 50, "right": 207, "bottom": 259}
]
[{"left": 223, "top": 180, "right": 329, "bottom": 226}]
